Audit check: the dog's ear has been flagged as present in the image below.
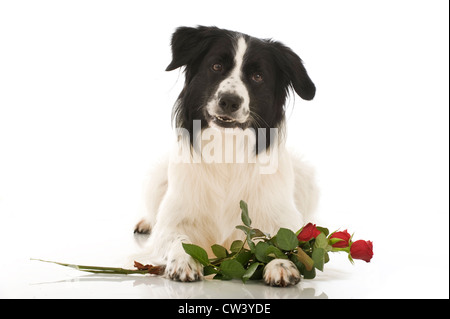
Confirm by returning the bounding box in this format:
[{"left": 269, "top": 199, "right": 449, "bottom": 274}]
[
  {"left": 165, "top": 26, "right": 219, "bottom": 71},
  {"left": 273, "top": 42, "right": 316, "bottom": 101}
]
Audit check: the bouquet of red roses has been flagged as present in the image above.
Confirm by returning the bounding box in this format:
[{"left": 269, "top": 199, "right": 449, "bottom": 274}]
[
  {"left": 182, "top": 200, "right": 373, "bottom": 281},
  {"left": 33, "top": 200, "right": 373, "bottom": 283}
]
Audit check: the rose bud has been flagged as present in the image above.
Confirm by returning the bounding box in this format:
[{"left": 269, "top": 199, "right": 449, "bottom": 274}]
[
  {"left": 350, "top": 240, "right": 374, "bottom": 262},
  {"left": 329, "top": 230, "right": 351, "bottom": 248},
  {"left": 297, "top": 223, "right": 321, "bottom": 242}
]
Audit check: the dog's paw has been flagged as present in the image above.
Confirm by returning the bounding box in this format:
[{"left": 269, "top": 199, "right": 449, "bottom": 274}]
[
  {"left": 134, "top": 219, "right": 151, "bottom": 234},
  {"left": 263, "top": 259, "right": 301, "bottom": 287},
  {"left": 165, "top": 254, "right": 204, "bottom": 282}
]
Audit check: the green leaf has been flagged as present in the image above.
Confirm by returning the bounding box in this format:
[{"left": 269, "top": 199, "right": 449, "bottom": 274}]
[
  {"left": 255, "top": 241, "right": 272, "bottom": 263},
  {"left": 211, "top": 244, "right": 228, "bottom": 259},
  {"left": 203, "top": 265, "right": 218, "bottom": 276},
  {"left": 242, "top": 262, "right": 260, "bottom": 283},
  {"left": 182, "top": 243, "right": 210, "bottom": 266},
  {"left": 236, "top": 225, "right": 251, "bottom": 236},
  {"left": 250, "top": 228, "right": 267, "bottom": 239},
  {"left": 274, "top": 228, "right": 299, "bottom": 251},
  {"left": 302, "top": 264, "right": 317, "bottom": 279},
  {"left": 220, "top": 259, "right": 246, "bottom": 279},
  {"left": 230, "top": 240, "right": 244, "bottom": 253},
  {"left": 316, "top": 226, "right": 329, "bottom": 237},
  {"left": 314, "top": 233, "right": 328, "bottom": 250},
  {"left": 213, "top": 273, "right": 232, "bottom": 280},
  {"left": 235, "top": 250, "right": 252, "bottom": 265},
  {"left": 312, "top": 247, "right": 325, "bottom": 271},
  {"left": 246, "top": 233, "right": 256, "bottom": 253},
  {"left": 240, "top": 200, "right": 252, "bottom": 227},
  {"left": 266, "top": 245, "right": 288, "bottom": 259},
  {"left": 249, "top": 264, "right": 264, "bottom": 281}
]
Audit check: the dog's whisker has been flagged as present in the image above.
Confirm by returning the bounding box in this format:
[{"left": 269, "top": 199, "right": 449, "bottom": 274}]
[{"left": 249, "top": 111, "right": 270, "bottom": 129}]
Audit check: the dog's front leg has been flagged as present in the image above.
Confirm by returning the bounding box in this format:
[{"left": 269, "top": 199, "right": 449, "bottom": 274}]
[
  {"left": 163, "top": 234, "right": 204, "bottom": 282},
  {"left": 145, "top": 216, "right": 205, "bottom": 282}
]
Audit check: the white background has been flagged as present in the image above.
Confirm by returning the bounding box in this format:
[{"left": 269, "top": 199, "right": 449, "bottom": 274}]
[{"left": 0, "top": 0, "right": 448, "bottom": 299}]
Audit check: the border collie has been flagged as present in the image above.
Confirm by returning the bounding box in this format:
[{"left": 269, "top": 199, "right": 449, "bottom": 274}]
[{"left": 135, "top": 26, "right": 318, "bottom": 287}]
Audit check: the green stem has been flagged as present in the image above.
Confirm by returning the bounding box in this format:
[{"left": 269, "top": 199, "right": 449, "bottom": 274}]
[
  {"left": 294, "top": 249, "right": 314, "bottom": 271},
  {"left": 330, "top": 247, "right": 350, "bottom": 253},
  {"left": 31, "top": 259, "right": 149, "bottom": 275}
]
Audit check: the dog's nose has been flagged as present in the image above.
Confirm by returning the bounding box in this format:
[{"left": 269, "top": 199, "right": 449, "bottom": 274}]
[{"left": 218, "top": 93, "right": 242, "bottom": 113}]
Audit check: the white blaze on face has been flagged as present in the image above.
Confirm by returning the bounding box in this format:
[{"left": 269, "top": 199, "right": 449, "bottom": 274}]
[{"left": 206, "top": 36, "right": 250, "bottom": 123}]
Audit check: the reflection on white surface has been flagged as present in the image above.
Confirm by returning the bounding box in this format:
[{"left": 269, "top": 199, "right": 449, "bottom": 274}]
[{"left": 28, "top": 273, "right": 328, "bottom": 299}]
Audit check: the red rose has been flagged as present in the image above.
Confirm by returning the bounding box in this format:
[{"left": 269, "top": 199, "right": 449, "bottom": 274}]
[
  {"left": 297, "top": 223, "right": 321, "bottom": 242},
  {"left": 329, "top": 230, "right": 351, "bottom": 248},
  {"left": 350, "top": 240, "right": 373, "bottom": 262}
]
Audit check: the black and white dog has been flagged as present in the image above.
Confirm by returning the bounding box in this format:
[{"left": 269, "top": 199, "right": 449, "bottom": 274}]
[{"left": 135, "top": 26, "right": 318, "bottom": 287}]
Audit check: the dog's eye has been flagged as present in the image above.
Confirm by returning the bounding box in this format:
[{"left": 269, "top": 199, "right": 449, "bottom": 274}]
[
  {"left": 212, "top": 63, "right": 223, "bottom": 72},
  {"left": 252, "top": 73, "right": 263, "bottom": 83}
]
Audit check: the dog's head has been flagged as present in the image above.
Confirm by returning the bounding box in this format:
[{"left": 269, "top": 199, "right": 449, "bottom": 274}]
[{"left": 166, "top": 26, "right": 315, "bottom": 149}]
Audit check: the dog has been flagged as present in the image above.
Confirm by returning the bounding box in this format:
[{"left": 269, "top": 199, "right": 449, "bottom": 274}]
[{"left": 134, "top": 26, "right": 318, "bottom": 287}]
